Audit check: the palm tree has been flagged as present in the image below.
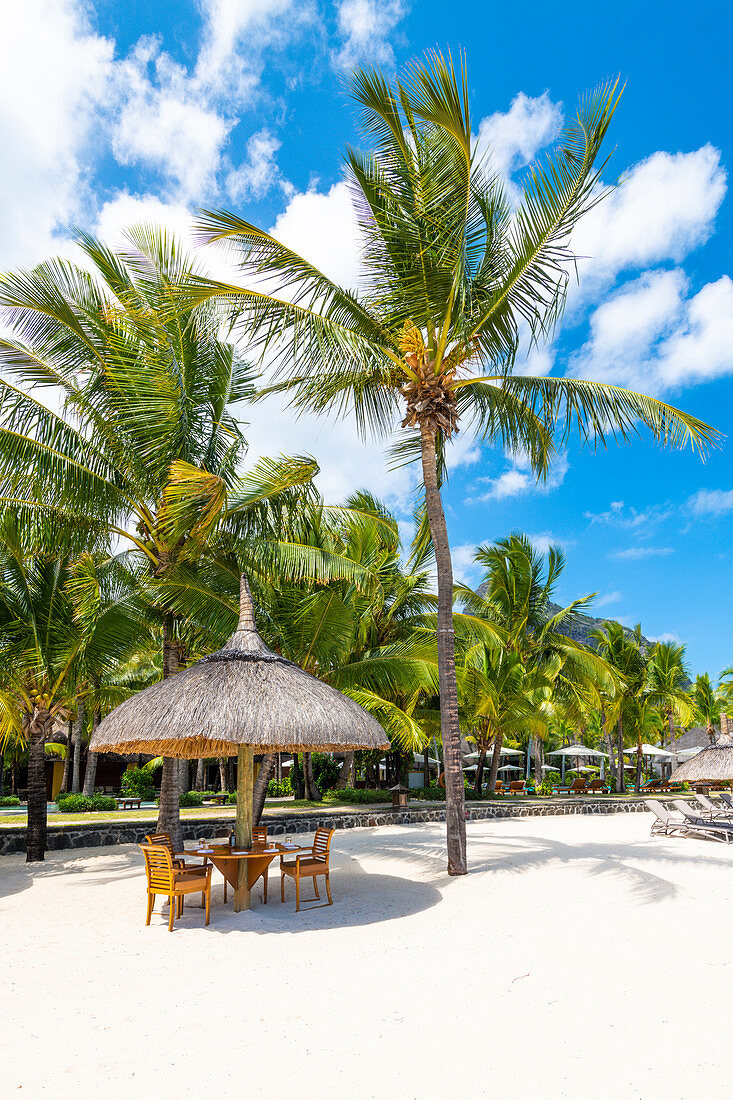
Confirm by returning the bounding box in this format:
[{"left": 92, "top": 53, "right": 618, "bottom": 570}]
[
  {"left": 459, "top": 643, "right": 550, "bottom": 797},
  {"left": 647, "top": 641, "right": 691, "bottom": 748},
  {"left": 691, "top": 672, "right": 723, "bottom": 740},
  {"left": 0, "top": 227, "right": 321, "bottom": 850},
  {"left": 193, "top": 55, "right": 716, "bottom": 872},
  {"left": 460, "top": 534, "right": 614, "bottom": 794},
  {"left": 0, "top": 525, "right": 142, "bottom": 860}
]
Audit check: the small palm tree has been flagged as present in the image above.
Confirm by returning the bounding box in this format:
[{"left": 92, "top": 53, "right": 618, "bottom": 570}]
[
  {"left": 461, "top": 534, "right": 614, "bottom": 793},
  {"left": 647, "top": 641, "right": 691, "bottom": 748},
  {"left": 193, "top": 55, "right": 716, "bottom": 872}
]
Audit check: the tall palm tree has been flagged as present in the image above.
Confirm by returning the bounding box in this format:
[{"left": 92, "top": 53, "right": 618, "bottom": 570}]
[
  {"left": 0, "top": 227, "right": 322, "bottom": 850},
  {"left": 460, "top": 534, "right": 614, "bottom": 794},
  {"left": 0, "top": 525, "right": 143, "bottom": 860},
  {"left": 192, "top": 55, "right": 716, "bottom": 872},
  {"left": 690, "top": 672, "right": 722, "bottom": 740}
]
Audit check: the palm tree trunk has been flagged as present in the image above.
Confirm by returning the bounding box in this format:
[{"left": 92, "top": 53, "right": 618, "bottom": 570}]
[
  {"left": 422, "top": 747, "right": 430, "bottom": 789},
  {"left": 218, "top": 758, "right": 227, "bottom": 792},
  {"left": 487, "top": 733, "right": 503, "bottom": 794},
  {"left": 302, "top": 752, "right": 322, "bottom": 801},
  {"left": 290, "top": 755, "right": 305, "bottom": 798},
  {"left": 82, "top": 711, "right": 100, "bottom": 797},
  {"left": 534, "top": 739, "right": 542, "bottom": 785},
  {"left": 252, "top": 753, "right": 277, "bottom": 824},
  {"left": 71, "top": 699, "right": 84, "bottom": 793},
  {"left": 0, "top": 749, "right": 4, "bottom": 797},
  {"left": 635, "top": 740, "right": 643, "bottom": 792},
  {"left": 336, "top": 751, "right": 354, "bottom": 789},
  {"left": 420, "top": 423, "right": 466, "bottom": 874},
  {"left": 473, "top": 745, "right": 487, "bottom": 799},
  {"left": 616, "top": 717, "right": 625, "bottom": 794},
  {"left": 156, "top": 617, "right": 183, "bottom": 851},
  {"left": 178, "top": 759, "right": 189, "bottom": 797},
  {"left": 194, "top": 758, "right": 205, "bottom": 791},
  {"left": 26, "top": 707, "right": 52, "bottom": 862},
  {"left": 60, "top": 714, "right": 73, "bottom": 795}
]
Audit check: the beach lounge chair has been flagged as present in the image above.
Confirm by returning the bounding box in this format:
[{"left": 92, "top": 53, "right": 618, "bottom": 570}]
[
  {"left": 568, "top": 777, "right": 588, "bottom": 795},
  {"left": 694, "top": 793, "right": 733, "bottom": 821},
  {"left": 671, "top": 801, "right": 733, "bottom": 843},
  {"left": 493, "top": 780, "right": 505, "bottom": 795},
  {"left": 587, "top": 778, "right": 609, "bottom": 794},
  {"left": 719, "top": 792, "right": 733, "bottom": 814},
  {"left": 646, "top": 799, "right": 689, "bottom": 837},
  {"left": 508, "top": 780, "right": 525, "bottom": 795},
  {"left": 639, "top": 778, "right": 662, "bottom": 794},
  {"left": 280, "top": 827, "right": 334, "bottom": 912},
  {"left": 140, "top": 843, "right": 213, "bottom": 931}
]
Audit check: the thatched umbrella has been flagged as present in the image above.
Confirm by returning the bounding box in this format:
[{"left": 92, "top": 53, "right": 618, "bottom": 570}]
[
  {"left": 669, "top": 734, "right": 733, "bottom": 787},
  {"left": 91, "top": 576, "right": 389, "bottom": 910}
]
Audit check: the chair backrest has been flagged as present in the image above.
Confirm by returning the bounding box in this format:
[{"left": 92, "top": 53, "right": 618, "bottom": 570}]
[
  {"left": 673, "top": 800, "right": 702, "bottom": 823},
  {"left": 141, "top": 844, "right": 175, "bottom": 890},
  {"left": 510, "top": 781, "right": 524, "bottom": 793},
  {"left": 252, "top": 826, "right": 267, "bottom": 845},
  {"left": 720, "top": 791, "right": 733, "bottom": 811},
  {"left": 588, "top": 779, "right": 603, "bottom": 791},
  {"left": 570, "top": 778, "right": 587, "bottom": 792},
  {"left": 312, "top": 828, "right": 334, "bottom": 864},
  {"left": 494, "top": 780, "right": 504, "bottom": 792},
  {"left": 144, "top": 832, "right": 174, "bottom": 855},
  {"left": 696, "top": 793, "right": 716, "bottom": 813},
  {"left": 646, "top": 799, "right": 673, "bottom": 824}
]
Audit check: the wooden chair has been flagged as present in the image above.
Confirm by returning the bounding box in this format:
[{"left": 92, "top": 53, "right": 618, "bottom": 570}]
[
  {"left": 567, "top": 777, "right": 588, "bottom": 794},
  {"left": 143, "top": 832, "right": 207, "bottom": 875},
  {"left": 508, "top": 780, "right": 526, "bottom": 795},
  {"left": 222, "top": 826, "right": 269, "bottom": 903},
  {"left": 493, "top": 780, "right": 505, "bottom": 795},
  {"left": 587, "top": 778, "right": 608, "bottom": 794},
  {"left": 280, "top": 827, "right": 334, "bottom": 912},
  {"left": 140, "top": 844, "right": 213, "bottom": 931}
]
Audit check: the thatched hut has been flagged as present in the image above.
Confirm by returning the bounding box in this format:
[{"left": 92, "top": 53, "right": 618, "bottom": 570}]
[
  {"left": 669, "top": 731, "right": 733, "bottom": 786},
  {"left": 91, "top": 575, "right": 389, "bottom": 909}
]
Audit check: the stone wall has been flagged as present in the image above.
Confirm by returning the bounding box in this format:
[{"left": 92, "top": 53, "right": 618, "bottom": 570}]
[{"left": 0, "top": 798, "right": 649, "bottom": 856}]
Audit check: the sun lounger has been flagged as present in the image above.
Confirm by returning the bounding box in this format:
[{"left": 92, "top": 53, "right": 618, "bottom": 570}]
[
  {"left": 508, "top": 780, "right": 525, "bottom": 795},
  {"left": 587, "top": 778, "right": 609, "bottom": 794},
  {"left": 719, "top": 792, "right": 733, "bottom": 814},
  {"left": 646, "top": 800, "right": 689, "bottom": 837},
  {"left": 671, "top": 801, "right": 733, "bottom": 842},
  {"left": 694, "top": 793, "right": 733, "bottom": 821}
]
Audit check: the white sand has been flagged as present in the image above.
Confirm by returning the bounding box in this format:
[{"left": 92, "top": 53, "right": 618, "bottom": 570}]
[{"left": 2, "top": 813, "right": 732, "bottom": 1098}]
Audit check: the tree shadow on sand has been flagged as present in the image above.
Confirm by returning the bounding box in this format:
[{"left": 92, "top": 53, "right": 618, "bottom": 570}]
[{"left": 0, "top": 848, "right": 142, "bottom": 902}]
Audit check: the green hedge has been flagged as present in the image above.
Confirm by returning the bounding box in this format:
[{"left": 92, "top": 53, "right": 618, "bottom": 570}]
[
  {"left": 267, "top": 778, "right": 292, "bottom": 798},
  {"left": 179, "top": 790, "right": 204, "bottom": 807},
  {"left": 0, "top": 795, "right": 21, "bottom": 807},
  {"left": 56, "top": 793, "right": 117, "bottom": 813},
  {"left": 120, "top": 767, "right": 156, "bottom": 801},
  {"left": 323, "top": 788, "right": 393, "bottom": 804}
]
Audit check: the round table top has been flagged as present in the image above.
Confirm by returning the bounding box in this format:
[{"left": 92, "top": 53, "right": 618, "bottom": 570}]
[{"left": 187, "top": 843, "right": 279, "bottom": 858}]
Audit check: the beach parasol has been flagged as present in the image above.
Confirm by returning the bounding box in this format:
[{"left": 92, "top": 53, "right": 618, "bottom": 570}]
[
  {"left": 624, "top": 744, "right": 671, "bottom": 758},
  {"left": 91, "top": 576, "right": 389, "bottom": 910},
  {"left": 669, "top": 734, "right": 733, "bottom": 785}
]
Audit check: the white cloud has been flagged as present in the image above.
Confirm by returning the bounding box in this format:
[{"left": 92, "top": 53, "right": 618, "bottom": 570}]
[
  {"left": 472, "top": 453, "right": 569, "bottom": 502},
  {"left": 195, "top": 0, "right": 298, "bottom": 94},
  {"left": 0, "top": 0, "right": 114, "bottom": 268},
  {"left": 610, "top": 546, "right": 673, "bottom": 561},
  {"left": 476, "top": 92, "right": 562, "bottom": 182},
  {"left": 269, "top": 181, "right": 363, "bottom": 287},
  {"left": 571, "top": 145, "right": 726, "bottom": 295},
  {"left": 451, "top": 543, "right": 480, "bottom": 587},
  {"left": 648, "top": 631, "right": 680, "bottom": 644},
  {"left": 593, "top": 590, "right": 623, "bottom": 609},
  {"left": 571, "top": 270, "right": 733, "bottom": 394},
  {"left": 334, "top": 0, "right": 406, "bottom": 69},
  {"left": 227, "top": 129, "right": 284, "bottom": 201},
  {"left": 687, "top": 489, "right": 733, "bottom": 516},
  {"left": 584, "top": 499, "right": 671, "bottom": 530},
  {"left": 527, "top": 532, "right": 575, "bottom": 554}
]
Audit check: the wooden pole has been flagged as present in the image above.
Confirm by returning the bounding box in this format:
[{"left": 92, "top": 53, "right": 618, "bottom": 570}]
[{"left": 233, "top": 745, "right": 253, "bottom": 912}]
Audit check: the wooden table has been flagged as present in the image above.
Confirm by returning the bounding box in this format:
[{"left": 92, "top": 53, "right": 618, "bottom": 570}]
[
  {"left": 202, "top": 793, "right": 229, "bottom": 805},
  {"left": 116, "top": 797, "right": 143, "bottom": 810},
  {"left": 185, "top": 843, "right": 279, "bottom": 905}
]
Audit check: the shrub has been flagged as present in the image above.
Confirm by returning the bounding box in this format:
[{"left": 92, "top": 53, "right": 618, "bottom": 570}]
[
  {"left": 324, "top": 787, "right": 392, "bottom": 804},
  {"left": 56, "top": 793, "right": 116, "bottom": 812},
  {"left": 227, "top": 791, "right": 237, "bottom": 804},
  {"left": 120, "top": 767, "right": 156, "bottom": 801},
  {"left": 0, "top": 795, "right": 20, "bottom": 807},
  {"left": 311, "top": 753, "right": 340, "bottom": 792},
  {"left": 412, "top": 786, "right": 445, "bottom": 801},
  {"left": 179, "top": 790, "right": 204, "bottom": 807},
  {"left": 267, "top": 777, "right": 292, "bottom": 798}
]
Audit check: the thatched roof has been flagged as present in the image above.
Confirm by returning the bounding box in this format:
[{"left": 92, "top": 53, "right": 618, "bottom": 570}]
[
  {"left": 669, "top": 734, "right": 733, "bottom": 783},
  {"left": 90, "top": 576, "right": 390, "bottom": 759}
]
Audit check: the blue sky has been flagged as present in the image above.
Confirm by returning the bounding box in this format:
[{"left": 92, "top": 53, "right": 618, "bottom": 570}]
[{"left": 1, "top": 0, "right": 731, "bottom": 676}]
